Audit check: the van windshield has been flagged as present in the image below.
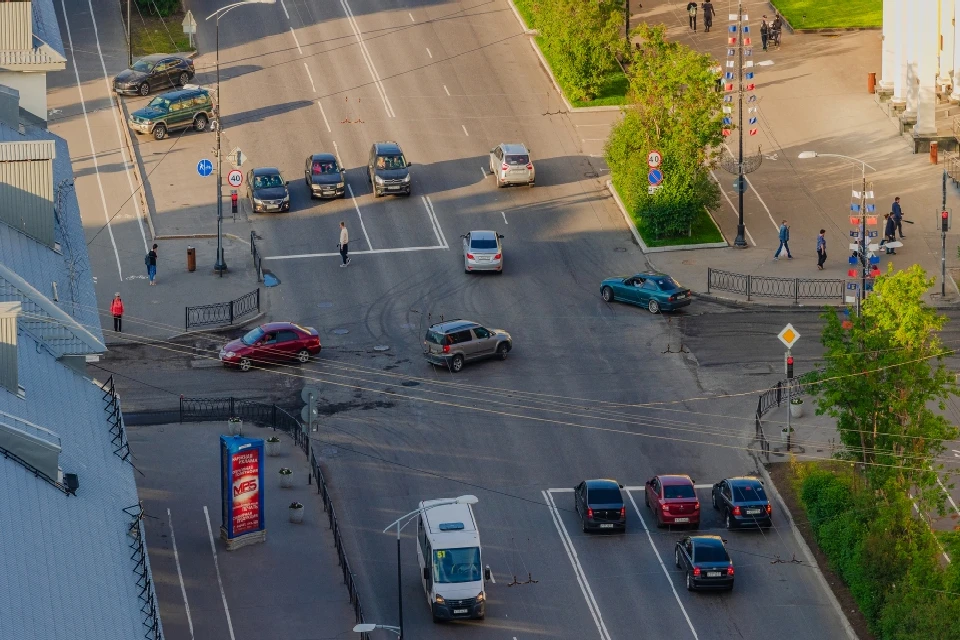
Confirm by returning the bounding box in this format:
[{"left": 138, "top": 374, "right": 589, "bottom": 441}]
[
  {"left": 147, "top": 96, "right": 170, "bottom": 111},
  {"left": 433, "top": 547, "right": 481, "bottom": 584}
]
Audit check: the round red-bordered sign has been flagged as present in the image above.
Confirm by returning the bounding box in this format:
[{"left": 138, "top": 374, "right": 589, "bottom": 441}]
[
  {"left": 647, "top": 150, "right": 662, "bottom": 169},
  {"left": 227, "top": 169, "right": 243, "bottom": 188}
]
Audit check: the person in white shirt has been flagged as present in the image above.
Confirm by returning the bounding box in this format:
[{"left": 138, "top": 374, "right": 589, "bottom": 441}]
[{"left": 339, "top": 221, "right": 350, "bottom": 267}]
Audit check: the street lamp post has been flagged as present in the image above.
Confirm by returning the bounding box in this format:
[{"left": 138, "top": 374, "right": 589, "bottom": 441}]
[
  {"left": 798, "top": 151, "right": 877, "bottom": 317},
  {"left": 205, "top": 0, "right": 276, "bottom": 276},
  {"left": 381, "top": 495, "right": 479, "bottom": 640}
]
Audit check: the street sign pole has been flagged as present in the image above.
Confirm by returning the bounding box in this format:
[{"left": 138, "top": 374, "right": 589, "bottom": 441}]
[
  {"left": 942, "top": 170, "right": 947, "bottom": 297},
  {"left": 214, "top": 15, "right": 227, "bottom": 276}
]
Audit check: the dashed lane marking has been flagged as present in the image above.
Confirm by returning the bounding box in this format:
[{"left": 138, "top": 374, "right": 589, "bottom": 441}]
[
  {"left": 167, "top": 508, "right": 195, "bottom": 640},
  {"left": 290, "top": 27, "right": 302, "bottom": 54},
  {"left": 347, "top": 184, "right": 373, "bottom": 251},
  {"left": 444, "top": 84, "right": 450, "bottom": 96},
  {"left": 203, "top": 506, "right": 237, "bottom": 640},
  {"left": 318, "top": 101, "right": 331, "bottom": 133},
  {"left": 426, "top": 47, "right": 433, "bottom": 58},
  {"left": 304, "top": 63, "right": 316, "bottom": 92},
  {"left": 462, "top": 124, "right": 469, "bottom": 136}
]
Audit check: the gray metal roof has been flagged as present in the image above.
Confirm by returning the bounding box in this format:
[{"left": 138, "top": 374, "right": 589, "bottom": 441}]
[
  {"left": 0, "top": 333, "right": 161, "bottom": 640},
  {"left": 31, "top": 0, "right": 66, "bottom": 60},
  {"left": 0, "top": 0, "right": 66, "bottom": 69}
]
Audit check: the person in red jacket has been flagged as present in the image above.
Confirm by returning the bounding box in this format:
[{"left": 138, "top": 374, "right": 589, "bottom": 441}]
[{"left": 111, "top": 293, "right": 124, "bottom": 332}]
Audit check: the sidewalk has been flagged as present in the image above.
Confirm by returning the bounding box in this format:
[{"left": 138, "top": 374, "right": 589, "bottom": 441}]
[{"left": 631, "top": 0, "right": 960, "bottom": 306}]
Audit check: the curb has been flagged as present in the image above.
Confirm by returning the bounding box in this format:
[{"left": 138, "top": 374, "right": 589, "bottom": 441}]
[
  {"left": 504, "top": 0, "right": 538, "bottom": 36},
  {"left": 155, "top": 232, "right": 245, "bottom": 242},
  {"left": 695, "top": 292, "right": 842, "bottom": 309},
  {"left": 606, "top": 181, "right": 729, "bottom": 253},
  {"left": 114, "top": 94, "right": 156, "bottom": 240}
]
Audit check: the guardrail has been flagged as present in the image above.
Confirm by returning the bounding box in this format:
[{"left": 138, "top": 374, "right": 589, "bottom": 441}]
[
  {"left": 754, "top": 379, "right": 803, "bottom": 461},
  {"left": 185, "top": 288, "right": 260, "bottom": 330},
  {"left": 250, "top": 231, "right": 263, "bottom": 282},
  {"left": 707, "top": 267, "right": 844, "bottom": 302}
]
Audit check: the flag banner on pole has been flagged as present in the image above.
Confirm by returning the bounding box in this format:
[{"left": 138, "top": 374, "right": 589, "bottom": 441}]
[
  {"left": 725, "top": 83, "right": 734, "bottom": 91},
  {"left": 852, "top": 190, "right": 861, "bottom": 198},
  {"left": 742, "top": 14, "right": 748, "bottom": 19},
  {"left": 729, "top": 13, "right": 738, "bottom": 20},
  {"left": 748, "top": 116, "right": 757, "bottom": 125},
  {"left": 746, "top": 83, "right": 756, "bottom": 90},
  {"left": 728, "top": 37, "right": 737, "bottom": 44},
  {"left": 850, "top": 216, "right": 860, "bottom": 225},
  {"left": 865, "top": 203, "right": 876, "bottom": 212},
  {"left": 724, "top": 72, "right": 734, "bottom": 79},
  {"left": 729, "top": 25, "right": 738, "bottom": 32},
  {"left": 723, "top": 129, "right": 732, "bottom": 136},
  {"left": 744, "top": 48, "right": 753, "bottom": 56},
  {"left": 748, "top": 106, "right": 758, "bottom": 113},
  {"left": 747, "top": 95, "right": 757, "bottom": 102},
  {"left": 727, "top": 48, "right": 736, "bottom": 56},
  {"left": 722, "top": 106, "right": 732, "bottom": 113},
  {"left": 745, "top": 61, "right": 754, "bottom": 67},
  {"left": 866, "top": 216, "right": 878, "bottom": 225},
  {"left": 745, "top": 72, "right": 755, "bottom": 80},
  {"left": 724, "top": 95, "right": 733, "bottom": 102},
  {"left": 744, "top": 37, "right": 751, "bottom": 45},
  {"left": 865, "top": 190, "right": 874, "bottom": 199},
  {"left": 723, "top": 117, "right": 732, "bottom": 125},
  {"left": 851, "top": 203, "right": 862, "bottom": 212},
  {"left": 742, "top": 26, "right": 750, "bottom": 32},
  {"left": 726, "top": 60, "right": 735, "bottom": 67},
  {"left": 749, "top": 128, "right": 758, "bottom": 135},
  {"left": 849, "top": 230, "right": 861, "bottom": 237}
]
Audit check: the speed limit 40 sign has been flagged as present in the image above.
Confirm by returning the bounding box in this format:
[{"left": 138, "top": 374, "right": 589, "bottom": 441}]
[
  {"left": 227, "top": 169, "right": 243, "bottom": 188},
  {"left": 647, "top": 150, "right": 662, "bottom": 169}
]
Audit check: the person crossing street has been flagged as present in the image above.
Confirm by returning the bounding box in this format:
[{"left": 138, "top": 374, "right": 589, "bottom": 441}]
[
  {"left": 816, "top": 230, "right": 827, "bottom": 270},
  {"left": 774, "top": 220, "right": 792, "bottom": 260},
  {"left": 338, "top": 221, "right": 351, "bottom": 267},
  {"left": 110, "top": 293, "right": 124, "bottom": 332}
]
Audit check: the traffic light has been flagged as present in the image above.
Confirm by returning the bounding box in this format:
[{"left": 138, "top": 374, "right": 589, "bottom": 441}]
[
  {"left": 785, "top": 353, "right": 794, "bottom": 378},
  {"left": 231, "top": 190, "right": 238, "bottom": 215},
  {"left": 942, "top": 210, "right": 949, "bottom": 233}
]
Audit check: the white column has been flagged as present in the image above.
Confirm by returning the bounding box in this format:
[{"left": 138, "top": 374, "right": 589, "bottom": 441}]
[
  {"left": 880, "top": 0, "right": 899, "bottom": 90},
  {"left": 951, "top": 0, "right": 960, "bottom": 99},
  {"left": 894, "top": 0, "right": 907, "bottom": 101},
  {"left": 941, "top": 0, "right": 954, "bottom": 82},
  {"left": 916, "top": 0, "right": 939, "bottom": 134},
  {"left": 905, "top": 0, "right": 919, "bottom": 114}
]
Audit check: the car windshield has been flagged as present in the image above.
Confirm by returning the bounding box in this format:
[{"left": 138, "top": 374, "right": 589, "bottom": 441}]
[
  {"left": 425, "top": 330, "right": 447, "bottom": 345},
  {"left": 655, "top": 277, "right": 681, "bottom": 290},
  {"left": 147, "top": 96, "right": 170, "bottom": 110},
  {"left": 433, "top": 547, "right": 482, "bottom": 584},
  {"left": 377, "top": 155, "right": 406, "bottom": 170},
  {"left": 588, "top": 487, "right": 622, "bottom": 504},
  {"left": 694, "top": 544, "right": 729, "bottom": 563},
  {"left": 733, "top": 484, "right": 767, "bottom": 502},
  {"left": 255, "top": 174, "right": 284, "bottom": 189},
  {"left": 241, "top": 327, "right": 265, "bottom": 346},
  {"left": 312, "top": 160, "right": 338, "bottom": 175},
  {"left": 471, "top": 238, "right": 498, "bottom": 250},
  {"left": 506, "top": 154, "right": 529, "bottom": 166},
  {"left": 132, "top": 60, "right": 155, "bottom": 72},
  {"left": 664, "top": 484, "right": 696, "bottom": 499}
]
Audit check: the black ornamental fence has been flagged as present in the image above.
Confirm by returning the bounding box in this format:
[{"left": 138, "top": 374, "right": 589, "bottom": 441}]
[
  {"left": 185, "top": 288, "right": 260, "bottom": 330},
  {"left": 754, "top": 379, "right": 804, "bottom": 461},
  {"left": 250, "top": 231, "right": 264, "bottom": 282},
  {"left": 707, "top": 268, "right": 845, "bottom": 303}
]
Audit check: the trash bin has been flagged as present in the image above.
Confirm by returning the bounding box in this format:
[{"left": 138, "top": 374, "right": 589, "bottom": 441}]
[
  {"left": 867, "top": 72, "right": 876, "bottom": 94},
  {"left": 187, "top": 246, "right": 196, "bottom": 272},
  {"left": 931, "top": 140, "right": 939, "bottom": 165}
]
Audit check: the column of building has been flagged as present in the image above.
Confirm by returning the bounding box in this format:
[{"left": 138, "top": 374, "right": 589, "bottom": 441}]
[
  {"left": 880, "top": 0, "right": 899, "bottom": 93},
  {"left": 915, "top": 0, "right": 939, "bottom": 134}
]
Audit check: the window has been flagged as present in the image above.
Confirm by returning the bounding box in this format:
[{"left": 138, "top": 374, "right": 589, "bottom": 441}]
[
  {"left": 132, "top": 59, "right": 155, "bottom": 73},
  {"left": 473, "top": 327, "right": 491, "bottom": 339},
  {"left": 276, "top": 330, "right": 299, "bottom": 343},
  {"left": 471, "top": 238, "right": 498, "bottom": 249},
  {"left": 147, "top": 96, "right": 171, "bottom": 111},
  {"left": 262, "top": 333, "right": 278, "bottom": 345},
  {"left": 664, "top": 484, "right": 696, "bottom": 499},
  {"left": 312, "top": 160, "right": 338, "bottom": 175},
  {"left": 169, "top": 100, "right": 183, "bottom": 112},
  {"left": 494, "top": 147, "right": 503, "bottom": 160},
  {"left": 241, "top": 327, "right": 265, "bottom": 345},
  {"left": 424, "top": 330, "right": 448, "bottom": 345},
  {"left": 642, "top": 279, "right": 659, "bottom": 291},
  {"left": 732, "top": 484, "right": 767, "bottom": 502},
  {"left": 450, "top": 330, "right": 473, "bottom": 344},
  {"left": 693, "top": 544, "right": 729, "bottom": 563},
  {"left": 721, "top": 483, "right": 732, "bottom": 500},
  {"left": 379, "top": 155, "right": 406, "bottom": 170},
  {"left": 255, "top": 174, "right": 284, "bottom": 189},
  {"left": 651, "top": 478, "right": 660, "bottom": 493},
  {"left": 587, "top": 487, "right": 622, "bottom": 504},
  {"left": 433, "top": 547, "right": 481, "bottom": 584},
  {"left": 655, "top": 277, "right": 681, "bottom": 291},
  {"left": 506, "top": 154, "right": 529, "bottom": 166}
]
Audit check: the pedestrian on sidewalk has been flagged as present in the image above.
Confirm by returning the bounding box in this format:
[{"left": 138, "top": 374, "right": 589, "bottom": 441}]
[
  {"left": 883, "top": 213, "right": 898, "bottom": 254},
  {"left": 760, "top": 18, "right": 769, "bottom": 51},
  {"left": 111, "top": 293, "right": 124, "bottom": 332},
  {"left": 892, "top": 196, "right": 906, "bottom": 237},
  {"left": 701, "top": 0, "right": 715, "bottom": 32},
  {"left": 145, "top": 243, "right": 158, "bottom": 285},
  {"left": 816, "top": 230, "right": 827, "bottom": 270},
  {"left": 774, "top": 220, "right": 792, "bottom": 260},
  {"left": 338, "top": 221, "right": 351, "bottom": 267},
  {"left": 686, "top": 2, "right": 698, "bottom": 31},
  {"left": 771, "top": 12, "right": 783, "bottom": 49}
]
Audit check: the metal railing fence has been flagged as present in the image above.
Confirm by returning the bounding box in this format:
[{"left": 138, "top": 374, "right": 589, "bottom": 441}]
[
  {"left": 185, "top": 288, "right": 260, "bottom": 330},
  {"left": 707, "top": 267, "right": 844, "bottom": 303}
]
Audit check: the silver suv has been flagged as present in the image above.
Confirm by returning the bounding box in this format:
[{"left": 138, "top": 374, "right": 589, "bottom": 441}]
[
  {"left": 489, "top": 143, "right": 534, "bottom": 187},
  {"left": 423, "top": 320, "right": 512, "bottom": 372}
]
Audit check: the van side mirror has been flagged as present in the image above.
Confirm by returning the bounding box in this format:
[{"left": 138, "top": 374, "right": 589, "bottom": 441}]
[
  {"left": 619, "top": 484, "right": 624, "bottom": 489},
  {"left": 484, "top": 566, "right": 492, "bottom": 581},
  {"left": 407, "top": 161, "right": 413, "bottom": 167},
  {"left": 497, "top": 234, "right": 504, "bottom": 239},
  {"left": 422, "top": 567, "right": 430, "bottom": 580}
]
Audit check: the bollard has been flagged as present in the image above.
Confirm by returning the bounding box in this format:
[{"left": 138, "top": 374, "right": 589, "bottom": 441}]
[
  {"left": 867, "top": 72, "right": 876, "bottom": 94},
  {"left": 187, "top": 246, "right": 196, "bottom": 272},
  {"left": 931, "top": 140, "right": 939, "bottom": 165}
]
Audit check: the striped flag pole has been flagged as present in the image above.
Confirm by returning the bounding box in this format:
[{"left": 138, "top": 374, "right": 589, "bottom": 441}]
[{"left": 724, "top": 1, "right": 758, "bottom": 246}]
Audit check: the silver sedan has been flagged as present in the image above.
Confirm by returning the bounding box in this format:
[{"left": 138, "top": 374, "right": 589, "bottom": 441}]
[{"left": 462, "top": 230, "right": 504, "bottom": 273}]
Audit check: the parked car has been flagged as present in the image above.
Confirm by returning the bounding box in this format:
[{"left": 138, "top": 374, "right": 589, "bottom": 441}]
[
  {"left": 461, "top": 231, "right": 504, "bottom": 273},
  {"left": 423, "top": 319, "right": 512, "bottom": 373},
  {"left": 128, "top": 88, "right": 212, "bottom": 140},
  {"left": 674, "top": 535, "right": 734, "bottom": 591},
  {"left": 248, "top": 167, "right": 290, "bottom": 213},
  {"left": 600, "top": 273, "right": 692, "bottom": 314},
  {"left": 304, "top": 153, "right": 345, "bottom": 199},
  {"left": 114, "top": 53, "right": 195, "bottom": 96},
  {"left": 488, "top": 143, "right": 534, "bottom": 188},
  {"left": 574, "top": 479, "right": 626, "bottom": 533},
  {"left": 367, "top": 141, "right": 411, "bottom": 197},
  {"left": 712, "top": 477, "right": 772, "bottom": 530},
  {"left": 645, "top": 474, "right": 700, "bottom": 528},
  {"left": 219, "top": 322, "right": 321, "bottom": 371}
]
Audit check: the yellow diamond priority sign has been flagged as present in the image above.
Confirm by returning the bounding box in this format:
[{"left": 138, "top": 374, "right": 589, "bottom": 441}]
[{"left": 778, "top": 323, "right": 800, "bottom": 349}]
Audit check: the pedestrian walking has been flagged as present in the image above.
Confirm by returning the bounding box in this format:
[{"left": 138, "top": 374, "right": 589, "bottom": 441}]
[
  {"left": 760, "top": 18, "right": 769, "bottom": 51},
  {"left": 145, "top": 243, "right": 158, "bottom": 285},
  {"left": 710, "top": 62, "right": 723, "bottom": 92},
  {"left": 882, "top": 213, "right": 898, "bottom": 254},
  {"left": 701, "top": 0, "right": 715, "bottom": 32},
  {"left": 774, "top": 220, "right": 792, "bottom": 260},
  {"left": 686, "top": 2, "right": 698, "bottom": 31},
  {"left": 892, "top": 196, "right": 906, "bottom": 237},
  {"left": 111, "top": 293, "right": 124, "bottom": 332},
  {"left": 816, "top": 230, "right": 827, "bottom": 270},
  {"left": 338, "top": 221, "right": 351, "bottom": 267},
  {"left": 771, "top": 12, "right": 784, "bottom": 49}
]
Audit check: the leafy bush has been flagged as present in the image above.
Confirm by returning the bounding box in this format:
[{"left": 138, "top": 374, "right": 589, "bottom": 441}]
[{"left": 135, "top": 0, "right": 180, "bottom": 17}]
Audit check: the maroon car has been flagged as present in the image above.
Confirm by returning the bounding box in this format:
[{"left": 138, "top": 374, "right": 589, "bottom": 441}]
[
  {"left": 645, "top": 474, "right": 700, "bottom": 528},
  {"left": 219, "top": 322, "right": 321, "bottom": 371}
]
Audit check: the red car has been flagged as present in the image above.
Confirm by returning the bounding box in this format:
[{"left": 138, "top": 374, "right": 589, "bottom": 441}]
[
  {"left": 219, "top": 322, "right": 321, "bottom": 371},
  {"left": 645, "top": 474, "right": 700, "bottom": 528}
]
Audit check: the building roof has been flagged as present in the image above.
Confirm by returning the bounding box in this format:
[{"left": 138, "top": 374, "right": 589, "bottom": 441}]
[
  {"left": 0, "top": 0, "right": 66, "bottom": 70},
  {"left": 31, "top": 0, "right": 65, "bottom": 59}
]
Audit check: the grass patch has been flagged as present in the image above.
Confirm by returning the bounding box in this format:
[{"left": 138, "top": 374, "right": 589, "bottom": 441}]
[
  {"left": 770, "top": 0, "right": 882, "bottom": 29},
  {"left": 130, "top": 13, "right": 193, "bottom": 58},
  {"left": 612, "top": 183, "right": 725, "bottom": 247}
]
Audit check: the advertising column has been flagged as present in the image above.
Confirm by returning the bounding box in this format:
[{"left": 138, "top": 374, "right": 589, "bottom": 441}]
[{"left": 220, "top": 435, "right": 267, "bottom": 550}]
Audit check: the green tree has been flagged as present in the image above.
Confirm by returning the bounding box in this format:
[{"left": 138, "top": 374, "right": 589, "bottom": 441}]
[
  {"left": 810, "top": 265, "right": 958, "bottom": 510},
  {"left": 135, "top": 0, "right": 180, "bottom": 18},
  {"left": 605, "top": 24, "right": 722, "bottom": 238},
  {"left": 531, "top": 0, "right": 625, "bottom": 102}
]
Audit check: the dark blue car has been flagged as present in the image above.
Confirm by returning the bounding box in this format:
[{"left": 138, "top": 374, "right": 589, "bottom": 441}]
[
  {"left": 712, "top": 477, "right": 772, "bottom": 529},
  {"left": 600, "top": 273, "right": 692, "bottom": 314}
]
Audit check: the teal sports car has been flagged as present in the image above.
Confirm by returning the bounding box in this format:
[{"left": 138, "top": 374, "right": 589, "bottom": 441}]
[{"left": 600, "top": 273, "right": 692, "bottom": 313}]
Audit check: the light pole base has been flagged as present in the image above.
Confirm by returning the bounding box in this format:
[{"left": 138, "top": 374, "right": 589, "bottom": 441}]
[
  {"left": 734, "top": 225, "right": 748, "bottom": 247},
  {"left": 214, "top": 258, "right": 228, "bottom": 275}
]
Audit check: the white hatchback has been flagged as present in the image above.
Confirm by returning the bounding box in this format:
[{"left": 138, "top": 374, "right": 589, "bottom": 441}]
[
  {"left": 462, "top": 230, "right": 504, "bottom": 273},
  {"left": 489, "top": 143, "right": 535, "bottom": 187}
]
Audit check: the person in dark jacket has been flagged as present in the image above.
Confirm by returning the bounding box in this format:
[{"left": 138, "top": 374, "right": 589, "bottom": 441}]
[
  {"left": 701, "top": 0, "right": 715, "bottom": 32},
  {"left": 686, "top": 2, "right": 698, "bottom": 31},
  {"left": 816, "top": 230, "right": 827, "bottom": 270},
  {"left": 883, "top": 213, "right": 897, "bottom": 254},
  {"left": 146, "top": 244, "right": 158, "bottom": 285},
  {"left": 774, "top": 220, "right": 792, "bottom": 260},
  {"left": 892, "top": 196, "right": 905, "bottom": 237}
]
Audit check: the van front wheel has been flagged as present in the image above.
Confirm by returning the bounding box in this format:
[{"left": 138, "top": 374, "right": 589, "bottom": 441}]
[
  {"left": 152, "top": 123, "right": 167, "bottom": 140},
  {"left": 194, "top": 114, "right": 208, "bottom": 132}
]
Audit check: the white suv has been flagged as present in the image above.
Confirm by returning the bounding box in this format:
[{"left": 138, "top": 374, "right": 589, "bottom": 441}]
[{"left": 489, "top": 143, "right": 534, "bottom": 188}]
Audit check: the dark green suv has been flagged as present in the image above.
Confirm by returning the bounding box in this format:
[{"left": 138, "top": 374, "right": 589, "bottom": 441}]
[{"left": 129, "top": 88, "right": 213, "bottom": 140}]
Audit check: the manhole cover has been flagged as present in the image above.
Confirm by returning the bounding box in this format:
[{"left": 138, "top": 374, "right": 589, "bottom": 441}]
[
  {"left": 400, "top": 323, "right": 416, "bottom": 329},
  {"left": 317, "top": 302, "right": 333, "bottom": 308},
  {"left": 374, "top": 345, "right": 390, "bottom": 352},
  {"left": 614, "top": 247, "right": 627, "bottom": 253},
  {"left": 332, "top": 328, "right": 349, "bottom": 335}
]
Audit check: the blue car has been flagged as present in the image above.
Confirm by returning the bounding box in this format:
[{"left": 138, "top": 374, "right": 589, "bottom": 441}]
[{"left": 600, "top": 273, "right": 692, "bottom": 313}]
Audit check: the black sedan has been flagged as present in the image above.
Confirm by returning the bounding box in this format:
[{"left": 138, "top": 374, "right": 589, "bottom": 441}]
[
  {"left": 574, "top": 479, "right": 626, "bottom": 533},
  {"left": 113, "top": 54, "right": 194, "bottom": 96},
  {"left": 304, "top": 153, "right": 346, "bottom": 199},
  {"left": 247, "top": 168, "right": 290, "bottom": 213},
  {"left": 712, "top": 477, "right": 772, "bottom": 529},
  {"left": 675, "top": 535, "right": 734, "bottom": 591}
]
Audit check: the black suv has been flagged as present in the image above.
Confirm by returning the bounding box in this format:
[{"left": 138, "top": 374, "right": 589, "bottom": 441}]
[
  {"left": 574, "top": 479, "right": 626, "bottom": 533},
  {"left": 423, "top": 319, "right": 512, "bottom": 372},
  {"left": 114, "top": 54, "right": 195, "bottom": 96},
  {"left": 368, "top": 141, "right": 411, "bottom": 197}
]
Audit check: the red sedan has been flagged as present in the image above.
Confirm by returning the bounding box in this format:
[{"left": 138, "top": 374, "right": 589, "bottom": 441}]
[
  {"left": 645, "top": 474, "right": 700, "bottom": 528},
  {"left": 219, "top": 322, "right": 321, "bottom": 371}
]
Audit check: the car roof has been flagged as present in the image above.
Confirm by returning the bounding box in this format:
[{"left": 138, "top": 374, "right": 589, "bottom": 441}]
[
  {"left": 634, "top": 272, "right": 669, "bottom": 279},
  {"left": 468, "top": 230, "right": 497, "bottom": 241},
  {"left": 252, "top": 167, "right": 282, "bottom": 176},
  {"left": 727, "top": 476, "right": 763, "bottom": 487},
  {"left": 585, "top": 479, "right": 621, "bottom": 490},
  {"left": 156, "top": 88, "right": 207, "bottom": 100},
  {"left": 690, "top": 535, "right": 726, "bottom": 547},
  {"left": 429, "top": 319, "right": 479, "bottom": 333},
  {"left": 501, "top": 143, "right": 529, "bottom": 155},
  {"left": 259, "top": 321, "right": 299, "bottom": 331},
  {"left": 309, "top": 153, "right": 337, "bottom": 162},
  {"left": 659, "top": 474, "right": 694, "bottom": 485},
  {"left": 373, "top": 141, "right": 403, "bottom": 154}
]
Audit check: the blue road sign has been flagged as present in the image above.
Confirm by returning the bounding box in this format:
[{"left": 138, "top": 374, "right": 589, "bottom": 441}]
[
  {"left": 733, "top": 177, "right": 748, "bottom": 193},
  {"left": 197, "top": 158, "right": 213, "bottom": 177},
  {"left": 648, "top": 168, "right": 663, "bottom": 186}
]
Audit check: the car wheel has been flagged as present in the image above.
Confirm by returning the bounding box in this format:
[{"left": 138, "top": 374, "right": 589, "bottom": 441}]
[
  {"left": 675, "top": 549, "right": 681, "bottom": 569},
  {"left": 296, "top": 349, "right": 310, "bottom": 364},
  {"left": 496, "top": 343, "right": 509, "bottom": 361},
  {"left": 644, "top": 492, "right": 649, "bottom": 507},
  {"left": 152, "top": 123, "right": 167, "bottom": 140},
  {"left": 648, "top": 299, "right": 660, "bottom": 314},
  {"left": 178, "top": 72, "right": 189, "bottom": 86},
  {"left": 138, "top": 81, "right": 150, "bottom": 96},
  {"left": 712, "top": 492, "right": 718, "bottom": 509},
  {"left": 725, "top": 512, "right": 734, "bottom": 530},
  {"left": 686, "top": 573, "right": 694, "bottom": 592},
  {"left": 655, "top": 512, "right": 664, "bottom": 529},
  {"left": 239, "top": 357, "right": 251, "bottom": 372},
  {"left": 601, "top": 286, "right": 614, "bottom": 303},
  {"left": 432, "top": 614, "right": 441, "bottom": 624},
  {"left": 194, "top": 114, "right": 208, "bottom": 132},
  {"left": 451, "top": 355, "right": 464, "bottom": 373}
]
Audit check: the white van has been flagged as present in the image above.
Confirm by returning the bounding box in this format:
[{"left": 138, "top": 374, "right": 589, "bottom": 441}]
[{"left": 416, "top": 499, "right": 491, "bottom": 622}]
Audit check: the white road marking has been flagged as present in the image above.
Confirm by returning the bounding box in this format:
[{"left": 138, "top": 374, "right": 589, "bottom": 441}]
[
  {"left": 340, "top": 0, "right": 396, "bottom": 117},
  {"left": 489, "top": 571, "right": 496, "bottom": 584},
  {"left": 501, "top": 211, "right": 508, "bottom": 225},
  {"left": 280, "top": 0, "right": 289, "bottom": 19},
  {"left": 723, "top": 143, "right": 778, "bottom": 231},
  {"left": 409, "top": 12, "right": 415, "bottom": 21},
  {"left": 625, "top": 490, "right": 699, "bottom": 640},
  {"left": 481, "top": 166, "right": 488, "bottom": 180},
  {"left": 266, "top": 245, "right": 447, "bottom": 260},
  {"left": 547, "top": 487, "right": 574, "bottom": 492},
  {"left": 332, "top": 140, "right": 345, "bottom": 171},
  {"left": 290, "top": 27, "right": 303, "bottom": 54},
  {"left": 346, "top": 184, "right": 373, "bottom": 251},
  {"left": 462, "top": 124, "right": 469, "bottom": 136},
  {"left": 443, "top": 84, "right": 450, "bottom": 96},
  {"left": 425, "top": 196, "right": 448, "bottom": 248},
  {"left": 709, "top": 169, "right": 757, "bottom": 247},
  {"left": 167, "top": 508, "right": 195, "bottom": 640},
  {"left": 304, "top": 63, "right": 316, "bottom": 92},
  {"left": 61, "top": 0, "right": 122, "bottom": 280},
  {"left": 203, "top": 506, "right": 237, "bottom": 640},
  {"left": 317, "top": 101, "right": 331, "bottom": 133},
  {"left": 426, "top": 47, "right": 433, "bottom": 58},
  {"left": 542, "top": 490, "right": 611, "bottom": 640},
  {"left": 422, "top": 196, "right": 444, "bottom": 247}
]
